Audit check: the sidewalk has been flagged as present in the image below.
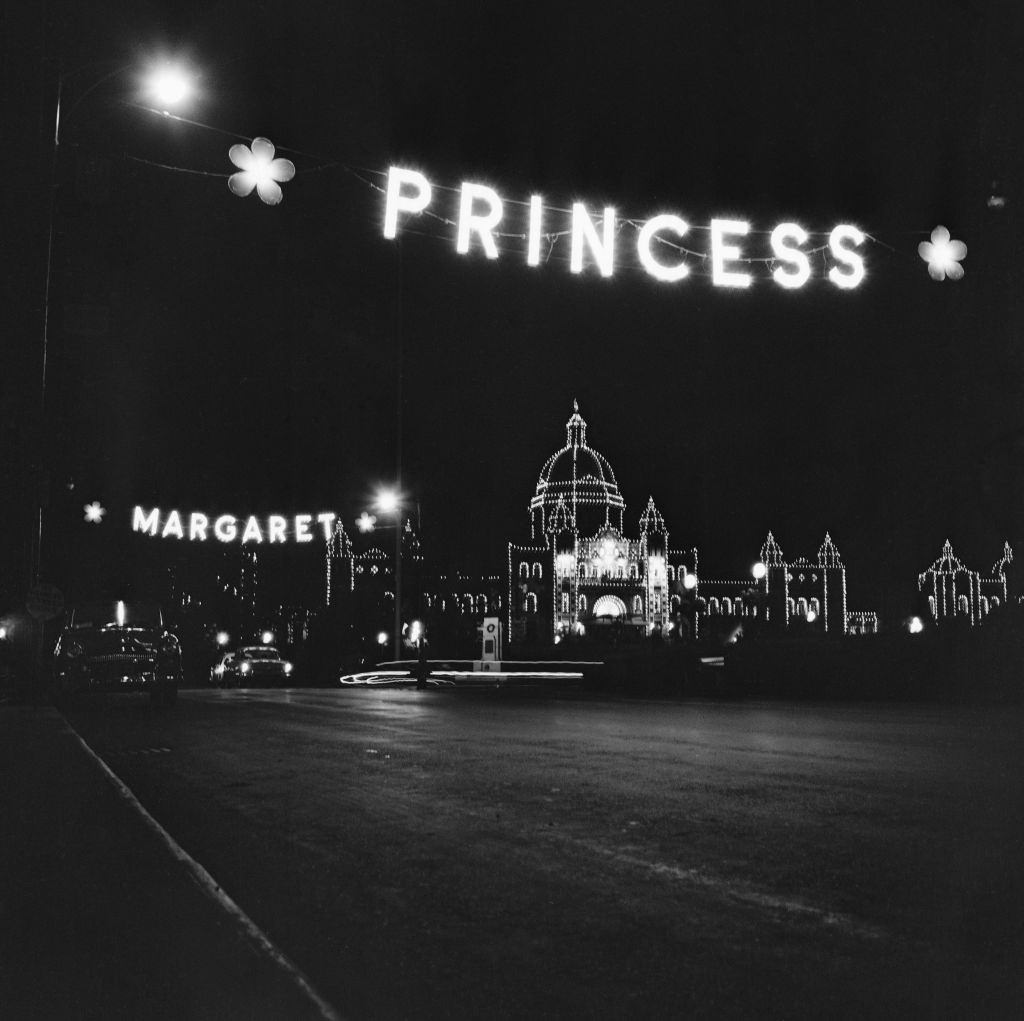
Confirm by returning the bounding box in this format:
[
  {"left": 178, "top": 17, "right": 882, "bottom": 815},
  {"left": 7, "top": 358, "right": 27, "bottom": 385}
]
[{"left": 0, "top": 705, "right": 336, "bottom": 1020}]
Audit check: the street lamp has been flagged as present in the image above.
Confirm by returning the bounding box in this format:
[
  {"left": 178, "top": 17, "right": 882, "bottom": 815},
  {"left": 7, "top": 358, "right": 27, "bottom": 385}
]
[
  {"left": 33, "top": 58, "right": 197, "bottom": 588},
  {"left": 375, "top": 488, "right": 404, "bottom": 660}
]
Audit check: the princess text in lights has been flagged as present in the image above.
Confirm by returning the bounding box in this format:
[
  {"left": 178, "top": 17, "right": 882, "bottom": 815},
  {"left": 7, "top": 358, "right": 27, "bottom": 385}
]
[
  {"left": 132, "top": 506, "right": 338, "bottom": 544},
  {"left": 382, "top": 166, "right": 867, "bottom": 288}
]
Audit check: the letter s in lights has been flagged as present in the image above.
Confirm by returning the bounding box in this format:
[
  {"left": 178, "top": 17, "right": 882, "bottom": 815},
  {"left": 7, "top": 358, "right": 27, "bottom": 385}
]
[
  {"left": 382, "top": 167, "right": 433, "bottom": 240},
  {"left": 637, "top": 215, "right": 690, "bottom": 282},
  {"left": 828, "top": 224, "right": 866, "bottom": 289},
  {"left": 770, "top": 223, "right": 811, "bottom": 289}
]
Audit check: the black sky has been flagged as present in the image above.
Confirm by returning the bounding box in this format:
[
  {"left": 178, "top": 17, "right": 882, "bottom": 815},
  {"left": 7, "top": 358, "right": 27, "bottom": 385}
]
[{"left": 14, "top": 0, "right": 1024, "bottom": 614}]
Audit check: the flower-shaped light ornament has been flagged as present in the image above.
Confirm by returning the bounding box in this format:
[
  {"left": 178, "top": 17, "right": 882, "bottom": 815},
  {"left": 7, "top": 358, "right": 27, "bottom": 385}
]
[
  {"left": 918, "top": 225, "right": 967, "bottom": 281},
  {"left": 228, "top": 138, "right": 295, "bottom": 206},
  {"left": 83, "top": 502, "right": 106, "bottom": 524}
]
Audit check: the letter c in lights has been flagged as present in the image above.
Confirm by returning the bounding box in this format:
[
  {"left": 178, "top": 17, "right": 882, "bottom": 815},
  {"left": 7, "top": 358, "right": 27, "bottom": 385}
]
[{"left": 637, "top": 215, "right": 690, "bottom": 282}]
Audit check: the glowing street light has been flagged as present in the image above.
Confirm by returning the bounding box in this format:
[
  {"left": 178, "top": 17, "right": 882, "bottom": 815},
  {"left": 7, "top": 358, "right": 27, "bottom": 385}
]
[
  {"left": 215, "top": 630, "right": 230, "bottom": 647},
  {"left": 376, "top": 631, "right": 389, "bottom": 646},
  {"left": 682, "top": 572, "right": 697, "bottom": 590},
  {"left": 806, "top": 609, "right": 818, "bottom": 623},
  {"left": 752, "top": 562, "right": 767, "bottom": 581},
  {"left": 376, "top": 489, "right": 400, "bottom": 515},
  {"left": 145, "top": 63, "right": 193, "bottom": 108},
  {"left": 261, "top": 630, "right": 275, "bottom": 645},
  {"left": 908, "top": 616, "right": 925, "bottom": 634}
]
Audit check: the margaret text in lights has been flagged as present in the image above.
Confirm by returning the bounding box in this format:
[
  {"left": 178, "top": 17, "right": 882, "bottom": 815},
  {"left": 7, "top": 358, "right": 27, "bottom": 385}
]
[{"left": 132, "top": 506, "right": 338, "bottom": 544}]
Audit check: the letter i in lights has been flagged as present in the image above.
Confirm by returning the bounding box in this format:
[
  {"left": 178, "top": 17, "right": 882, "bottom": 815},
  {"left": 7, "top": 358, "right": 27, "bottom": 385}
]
[{"left": 527, "top": 195, "right": 544, "bottom": 266}]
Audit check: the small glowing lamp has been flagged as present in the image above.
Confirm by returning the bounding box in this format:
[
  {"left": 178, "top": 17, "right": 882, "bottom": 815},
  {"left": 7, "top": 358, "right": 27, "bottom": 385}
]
[
  {"left": 215, "top": 630, "right": 230, "bottom": 647},
  {"left": 376, "top": 489, "right": 399, "bottom": 515},
  {"left": 0, "top": 626, "right": 7, "bottom": 640},
  {"left": 261, "top": 630, "right": 274, "bottom": 645},
  {"left": 376, "top": 631, "right": 389, "bottom": 646},
  {"left": 752, "top": 562, "right": 767, "bottom": 581},
  {"left": 683, "top": 572, "right": 697, "bottom": 590},
  {"left": 806, "top": 610, "right": 817, "bottom": 623},
  {"left": 909, "top": 616, "right": 924, "bottom": 634},
  {"left": 116, "top": 600, "right": 126, "bottom": 627},
  {"left": 147, "top": 64, "right": 192, "bottom": 107}
]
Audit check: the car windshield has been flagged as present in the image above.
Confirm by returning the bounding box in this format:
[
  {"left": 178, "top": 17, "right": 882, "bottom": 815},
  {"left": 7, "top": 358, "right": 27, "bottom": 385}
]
[
  {"left": 240, "top": 648, "right": 281, "bottom": 660},
  {"left": 71, "top": 601, "right": 162, "bottom": 630}
]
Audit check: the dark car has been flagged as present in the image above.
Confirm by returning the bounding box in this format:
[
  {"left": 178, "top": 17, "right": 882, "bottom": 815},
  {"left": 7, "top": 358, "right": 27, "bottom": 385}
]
[
  {"left": 210, "top": 646, "right": 294, "bottom": 687},
  {"left": 53, "top": 600, "right": 182, "bottom": 706}
]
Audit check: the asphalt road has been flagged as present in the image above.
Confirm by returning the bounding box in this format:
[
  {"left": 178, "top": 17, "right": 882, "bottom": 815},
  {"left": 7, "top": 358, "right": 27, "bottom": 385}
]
[{"left": 57, "top": 689, "right": 1024, "bottom": 1018}]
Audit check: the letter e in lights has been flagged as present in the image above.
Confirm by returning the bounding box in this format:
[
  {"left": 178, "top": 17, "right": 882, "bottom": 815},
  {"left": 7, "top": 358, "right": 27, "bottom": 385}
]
[
  {"left": 828, "top": 224, "right": 866, "bottom": 289},
  {"left": 710, "top": 219, "right": 752, "bottom": 288},
  {"left": 382, "top": 167, "right": 433, "bottom": 240},
  {"left": 294, "top": 514, "right": 313, "bottom": 542},
  {"left": 637, "top": 214, "right": 690, "bottom": 282},
  {"left": 770, "top": 223, "right": 811, "bottom": 289},
  {"left": 456, "top": 182, "right": 504, "bottom": 259}
]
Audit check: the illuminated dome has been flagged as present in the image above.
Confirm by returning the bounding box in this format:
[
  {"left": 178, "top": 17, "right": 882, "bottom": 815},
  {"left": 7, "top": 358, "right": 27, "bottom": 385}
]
[{"left": 530, "top": 402, "right": 625, "bottom": 538}]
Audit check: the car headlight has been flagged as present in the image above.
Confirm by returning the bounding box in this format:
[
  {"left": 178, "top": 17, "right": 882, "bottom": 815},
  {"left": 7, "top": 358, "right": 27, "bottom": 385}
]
[
  {"left": 283, "top": 662, "right": 293, "bottom": 675},
  {"left": 214, "top": 664, "right": 224, "bottom": 676},
  {"left": 240, "top": 662, "right": 251, "bottom": 674}
]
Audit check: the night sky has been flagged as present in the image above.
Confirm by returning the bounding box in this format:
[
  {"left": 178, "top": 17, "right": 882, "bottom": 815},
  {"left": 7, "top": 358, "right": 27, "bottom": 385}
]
[{"left": 15, "top": 0, "right": 1024, "bottom": 616}]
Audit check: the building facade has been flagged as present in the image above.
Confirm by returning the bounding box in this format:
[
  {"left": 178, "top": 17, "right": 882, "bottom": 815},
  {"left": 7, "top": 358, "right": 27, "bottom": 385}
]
[{"left": 918, "top": 539, "right": 1013, "bottom": 626}]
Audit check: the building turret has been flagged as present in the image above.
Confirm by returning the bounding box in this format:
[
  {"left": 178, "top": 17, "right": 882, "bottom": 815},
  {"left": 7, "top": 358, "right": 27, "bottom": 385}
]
[
  {"left": 759, "top": 531, "right": 789, "bottom": 627},
  {"left": 816, "top": 532, "right": 847, "bottom": 633},
  {"left": 639, "top": 496, "right": 667, "bottom": 556}
]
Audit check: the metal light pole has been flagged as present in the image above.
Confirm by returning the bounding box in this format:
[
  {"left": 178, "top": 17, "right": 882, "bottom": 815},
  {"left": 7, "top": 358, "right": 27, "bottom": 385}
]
[{"left": 32, "top": 59, "right": 196, "bottom": 586}]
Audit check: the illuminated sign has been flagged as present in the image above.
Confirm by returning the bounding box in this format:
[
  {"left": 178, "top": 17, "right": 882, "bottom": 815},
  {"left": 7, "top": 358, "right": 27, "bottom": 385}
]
[
  {"left": 132, "top": 506, "right": 337, "bottom": 544},
  {"left": 382, "top": 166, "right": 867, "bottom": 288}
]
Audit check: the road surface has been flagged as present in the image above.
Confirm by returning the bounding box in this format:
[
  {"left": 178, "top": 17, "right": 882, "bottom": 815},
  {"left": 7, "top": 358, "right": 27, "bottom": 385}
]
[{"left": 46, "top": 690, "right": 1024, "bottom": 1016}]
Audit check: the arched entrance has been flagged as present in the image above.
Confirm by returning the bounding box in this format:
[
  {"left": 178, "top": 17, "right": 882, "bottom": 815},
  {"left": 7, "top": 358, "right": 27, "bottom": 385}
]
[{"left": 592, "top": 595, "right": 628, "bottom": 619}]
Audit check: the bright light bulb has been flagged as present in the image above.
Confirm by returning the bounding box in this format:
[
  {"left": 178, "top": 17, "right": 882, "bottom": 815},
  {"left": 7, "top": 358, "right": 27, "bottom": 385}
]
[
  {"left": 752, "top": 562, "right": 767, "bottom": 580},
  {"left": 148, "top": 66, "right": 191, "bottom": 107},
  {"left": 216, "top": 630, "right": 230, "bottom": 646},
  {"left": 376, "top": 631, "right": 389, "bottom": 646},
  {"left": 261, "top": 630, "right": 274, "bottom": 645},
  {"left": 806, "top": 610, "right": 817, "bottom": 623},
  {"left": 683, "top": 572, "right": 697, "bottom": 590},
  {"left": 909, "top": 616, "right": 924, "bottom": 634},
  {"left": 376, "top": 490, "right": 399, "bottom": 514}
]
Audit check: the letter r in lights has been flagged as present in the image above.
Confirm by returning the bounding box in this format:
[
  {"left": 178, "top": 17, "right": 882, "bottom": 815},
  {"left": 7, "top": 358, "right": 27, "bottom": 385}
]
[
  {"left": 456, "top": 182, "right": 504, "bottom": 259},
  {"left": 383, "top": 167, "right": 433, "bottom": 239}
]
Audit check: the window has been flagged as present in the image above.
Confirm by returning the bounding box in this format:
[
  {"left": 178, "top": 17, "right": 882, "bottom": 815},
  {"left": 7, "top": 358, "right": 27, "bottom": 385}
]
[
  {"left": 809, "top": 598, "right": 820, "bottom": 616},
  {"left": 928, "top": 595, "right": 936, "bottom": 618},
  {"left": 578, "top": 595, "right": 587, "bottom": 613},
  {"left": 796, "top": 597, "right": 808, "bottom": 617},
  {"left": 721, "top": 597, "right": 732, "bottom": 615},
  {"left": 632, "top": 596, "right": 643, "bottom": 614},
  {"left": 561, "top": 593, "right": 569, "bottom": 613},
  {"left": 992, "top": 596, "right": 1001, "bottom": 608},
  {"left": 708, "top": 597, "right": 719, "bottom": 615},
  {"left": 478, "top": 595, "right": 488, "bottom": 613},
  {"left": 958, "top": 595, "right": 969, "bottom": 616},
  {"left": 519, "top": 562, "right": 528, "bottom": 580},
  {"left": 525, "top": 593, "right": 537, "bottom": 614},
  {"left": 980, "top": 596, "right": 989, "bottom": 615},
  {"left": 671, "top": 595, "right": 680, "bottom": 610},
  {"left": 667, "top": 566, "right": 675, "bottom": 582},
  {"left": 533, "top": 563, "right": 542, "bottom": 579},
  {"left": 787, "top": 597, "right": 795, "bottom": 616},
  {"left": 629, "top": 564, "right": 638, "bottom": 579}
]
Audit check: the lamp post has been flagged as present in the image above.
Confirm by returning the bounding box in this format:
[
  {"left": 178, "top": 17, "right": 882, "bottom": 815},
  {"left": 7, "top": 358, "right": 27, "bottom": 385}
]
[
  {"left": 358, "top": 488, "right": 405, "bottom": 660},
  {"left": 33, "top": 59, "right": 196, "bottom": 586}
]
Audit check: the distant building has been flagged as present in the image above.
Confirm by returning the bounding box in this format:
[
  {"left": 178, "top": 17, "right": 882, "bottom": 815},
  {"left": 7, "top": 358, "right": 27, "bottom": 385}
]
[
  {"left": 506, "top": 403, "right": 876, "bottom": 645},
  {"left": 918, "top": 539, "right": 1013, "bottom": 626}
]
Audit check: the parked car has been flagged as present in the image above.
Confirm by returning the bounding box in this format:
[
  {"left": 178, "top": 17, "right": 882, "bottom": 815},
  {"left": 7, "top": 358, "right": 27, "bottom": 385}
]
[
  {"left": 53, "top": 600, "right": 181, "bottom": 706},
  {"left": 210, "top": 646, "right": 294, "bottom": 687}
]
